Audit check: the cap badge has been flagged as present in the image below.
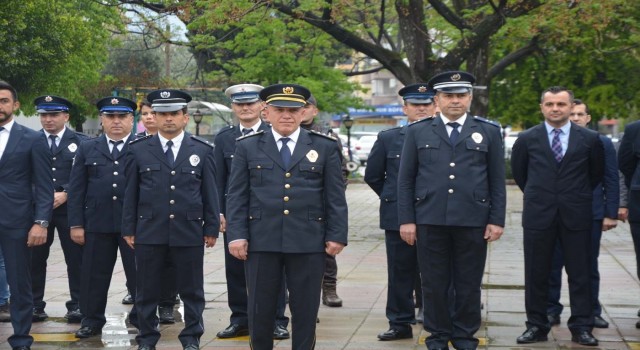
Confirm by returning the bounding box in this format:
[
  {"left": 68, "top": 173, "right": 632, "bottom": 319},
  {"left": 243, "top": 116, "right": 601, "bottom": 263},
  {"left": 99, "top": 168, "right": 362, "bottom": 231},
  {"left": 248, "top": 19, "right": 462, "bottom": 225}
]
[
  {"left": 451, "top": 73, "right": 461, "bottom": 81},
  {"left": 306, "top": 150, "right": 319, "bottom": 163},
  {"left": 472, "top": 132, "right": 483, "bottom": 144},
  {"left": 282, "top": 86, "right": 294, "bottom": 94},
  {"left": 189, "top": 154, "right": 200, "bottom": 166},
  {"left": 418, "top": 86, "right": 427, "bottom": 93},
  {"left": 160, "top": 91, "right": 171, "bottom": 98},
  {"left": 68, "top": 143, "right": 78, "bottom": 152},
  {"left": 45, "top": 96, "right": 53, "bottom": 102},
  {"left": 111, "top": 98, "right": 119, "bottom": 105}
]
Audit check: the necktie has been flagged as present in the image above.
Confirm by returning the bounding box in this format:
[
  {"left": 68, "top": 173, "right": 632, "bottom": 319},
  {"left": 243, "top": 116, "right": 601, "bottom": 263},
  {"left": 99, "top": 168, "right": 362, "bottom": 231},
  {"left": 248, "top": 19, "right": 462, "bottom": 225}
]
[
  {"left": 110, "top": 140, "right": 123, "bottom": 160},
  {"left": 551, "top": 128, "right": 563, "bottom": 163},
  {"left": 242, "top": 128, "right": 252, "bottom": 136},
  {"left": 447, "top": 122, "right": 460, "bottom": 145},
  {"left": 165, "top": 140, "right": 175, "bottom": 167},
  {"left": 49, "top": 135, "right": 57, "bottom": 154},
  {"left": 280, "top": 137, "right": 291, "bottom": 168}
]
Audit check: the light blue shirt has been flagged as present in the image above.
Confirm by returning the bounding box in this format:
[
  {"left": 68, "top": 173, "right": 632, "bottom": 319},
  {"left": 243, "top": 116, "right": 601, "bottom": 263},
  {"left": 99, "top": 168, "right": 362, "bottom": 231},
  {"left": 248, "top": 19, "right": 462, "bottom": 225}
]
[{"left": 544, "top": 121, "right": 570, "bottom": 157}]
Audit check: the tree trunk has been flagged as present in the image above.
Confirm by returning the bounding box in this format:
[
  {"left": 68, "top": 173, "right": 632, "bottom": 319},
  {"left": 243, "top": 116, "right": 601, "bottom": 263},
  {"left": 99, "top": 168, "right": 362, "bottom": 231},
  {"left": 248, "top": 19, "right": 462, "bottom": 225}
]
[{"left": 467, "top": 40, "right": 490, "bottom": 118}]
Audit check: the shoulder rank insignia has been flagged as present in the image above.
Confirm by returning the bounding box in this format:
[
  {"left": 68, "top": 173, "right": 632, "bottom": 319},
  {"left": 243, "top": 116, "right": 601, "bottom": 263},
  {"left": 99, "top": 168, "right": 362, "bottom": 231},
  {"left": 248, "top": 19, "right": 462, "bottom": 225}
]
[
  {"left": 309, "top": 129, "right": 336, "bottom": 141},
  {"left": 379, "top": 126, "right": 401, "bottom": 134},
  {"left": 191, "top": 135, "right": 214, "bottom": 147},
  {"left": 407, "top": 116, "right": 434, "bottom": 127},
  {"left": 217, "top": 125, "right": 235, "bottom": 135},
  {"left": 473, "top": 116, "right": 500, "bottom": 128},
  {"left": 236, "top": 130, "right": 264, "bottom": 141},
  {"left": 129, "top": 134, "right": 152, "bottom": 145}
]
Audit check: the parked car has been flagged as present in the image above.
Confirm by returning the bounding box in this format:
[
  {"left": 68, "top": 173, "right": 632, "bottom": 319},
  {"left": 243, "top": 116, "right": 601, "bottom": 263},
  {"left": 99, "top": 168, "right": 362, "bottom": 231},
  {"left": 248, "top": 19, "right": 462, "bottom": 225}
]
[{"left": 353, "top": 135, "right": 378, "bottom": 165}]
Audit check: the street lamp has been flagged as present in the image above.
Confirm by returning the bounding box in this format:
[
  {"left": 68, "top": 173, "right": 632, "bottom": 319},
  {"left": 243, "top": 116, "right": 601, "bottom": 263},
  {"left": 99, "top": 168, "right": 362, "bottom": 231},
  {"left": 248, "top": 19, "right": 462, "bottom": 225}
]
[
  {"left": 193, "top": 109, "right": 203, "bottom": 136},
  {"left": 342, "top": 114, "right": 354, "bottom": 161}
]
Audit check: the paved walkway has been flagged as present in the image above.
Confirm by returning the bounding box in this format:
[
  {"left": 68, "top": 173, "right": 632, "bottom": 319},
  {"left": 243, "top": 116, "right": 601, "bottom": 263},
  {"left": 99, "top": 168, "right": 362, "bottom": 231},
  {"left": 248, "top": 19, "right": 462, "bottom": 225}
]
[{"left": 1, "top": 183, "right": 640, "bottom": 349}]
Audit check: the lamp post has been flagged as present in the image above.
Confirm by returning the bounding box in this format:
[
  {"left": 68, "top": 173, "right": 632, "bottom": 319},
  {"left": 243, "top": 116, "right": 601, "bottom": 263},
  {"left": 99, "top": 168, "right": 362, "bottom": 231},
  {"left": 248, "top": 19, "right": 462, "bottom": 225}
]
[
  {"left": 193, "top": 109, "right": 203, "bottom": 136},
  {"left": 342, "top": 114, "right": 354, "bottom": 161}
]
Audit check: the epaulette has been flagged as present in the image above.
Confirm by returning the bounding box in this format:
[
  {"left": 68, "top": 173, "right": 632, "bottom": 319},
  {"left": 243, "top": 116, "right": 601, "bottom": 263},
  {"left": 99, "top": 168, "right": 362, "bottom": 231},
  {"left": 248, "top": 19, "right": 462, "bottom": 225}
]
[
  {"left": 190, "top": 135, "right": 214, "bottom": 147},
  {"left": 407, "top": 116, "right": 434, "bottom": 127},
  {"left": 129, "top": 134, "right": 152, "bottom": 145},
  {"left": 473, "top": 116, "right": 500, "bottom": 128},
  {"left": 216, "top": 125, "right": 235, "bottom": 135},
  {"left": 378, "top": 126, "right": 402, "bottom": 134},
  {"left": 309, "top": 129, "right": 336, "bottom": 141},
  {"left": 236, "top": 130, "right": 265, "bottom": 141}
]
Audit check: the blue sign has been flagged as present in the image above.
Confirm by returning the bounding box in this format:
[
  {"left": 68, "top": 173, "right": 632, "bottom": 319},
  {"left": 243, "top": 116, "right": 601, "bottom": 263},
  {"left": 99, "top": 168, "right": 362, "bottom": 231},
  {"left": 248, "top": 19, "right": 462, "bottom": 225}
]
[{"left": 333, "top": 104, "right": 403, "bottom": 120}]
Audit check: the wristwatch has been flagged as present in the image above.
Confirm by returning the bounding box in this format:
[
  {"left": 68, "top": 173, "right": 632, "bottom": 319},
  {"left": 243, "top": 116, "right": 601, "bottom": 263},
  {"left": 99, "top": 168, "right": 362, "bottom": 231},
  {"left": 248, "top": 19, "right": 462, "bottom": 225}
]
[{"left": 35, "top": 220, "right": 49, "bottom": 228}]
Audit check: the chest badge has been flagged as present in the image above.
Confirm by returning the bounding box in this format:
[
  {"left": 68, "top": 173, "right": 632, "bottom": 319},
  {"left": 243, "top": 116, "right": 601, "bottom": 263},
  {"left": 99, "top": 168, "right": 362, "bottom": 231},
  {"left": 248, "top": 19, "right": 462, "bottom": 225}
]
[
  {"left": 68, "top": 143, "right": 78, "bottom": 152},
  {"left": 190, "top": 154, "right": 200, "bottom": 166},
  {"left": 471, "top": 132, "right": 483, "bottom": 144},
  {"left": 306, "top": 150, "right": 319, "bottom": 163}
]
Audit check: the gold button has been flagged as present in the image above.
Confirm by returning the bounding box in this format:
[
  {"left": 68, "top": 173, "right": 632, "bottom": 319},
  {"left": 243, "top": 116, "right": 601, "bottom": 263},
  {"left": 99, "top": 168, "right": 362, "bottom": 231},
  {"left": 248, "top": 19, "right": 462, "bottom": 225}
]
[
  {"left": 112, "top": 184, "right": 117, "bottom": 188},
  {"left": 285, "top": 184, "right": 291, "bottom": 189},
  {"left": 52, "top": 168, "right": 56, "bottom": 171},
  {"left": 170, "top": 200, "right": 175, "bottom": 204},
  {"left": 169, "top": 214, "right": 175, "bottom": 219},
  {"left": 171, "top": 171, "right": 176, "bottom": 175},
  {"left": 249, "top": 216, "right": 253, "bottom": 219},
  {"left": 284, "top": 196, "right": 289, "bottom": 201},
  {"left": 53, "top": 178, "right": 57, "bottom": 182},
  {"left": 191, "top": 171, "right": 195, "bottom": 174},
  {"left": 448, "top": 189, "right": 454, "bottom": 194},
  {"left": 93, "top": 162, "right": 97, "bottom": 165},
  {"left": 114, "top": 171, "right": 119, "bottom": 175},
  {"left": 283, "top": 210, "right": 289, "bottom": 215},
  {"left": 257, "top": 165, "right": 261, "bottom": 169},
  {"left": 114, "top": 161, "right": 119, "bottom": 165},
  {"left": 449, "top": 162, "right": 455, "bottom": 167},
  {"left": 52, "top": 157, "right": 57, "bottom": 161},
  {"left": 449, "top": 175, "right": 455, "bottom": 179},
  {"left": 285, "top": 173, "right": 291, "bottom": 178},
  {"left": 112, "top": 196, "right": 117, "bottom": 200},
  {"left": 170, "top": 185, "right": 175, "bottom": 190}
]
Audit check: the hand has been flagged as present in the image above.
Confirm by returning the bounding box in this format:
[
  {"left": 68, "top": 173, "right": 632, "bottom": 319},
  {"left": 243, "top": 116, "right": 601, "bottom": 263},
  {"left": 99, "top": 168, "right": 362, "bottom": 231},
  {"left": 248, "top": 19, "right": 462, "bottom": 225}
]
[
  {"left": 325, "top": 241, "right": 345, "bottom": 256},
  {"left": 618, "top": 208, "right": 629, "bottom": 222},
  {"left": 602, "top": 217, "right": 618, "bottom": 231},
  {"left": 27, "top": 224, "right": 47, "bottom": 247},
  {"left": 219, "top": 214, "right": 226, "bottom": 233},
  {"left": 484, "top": 224, "right": 504, "bottom": 242},
  {"left": 123, "top": 235, "right": 135, "bottom": 249},
  {"left": 53, "top": 191, "right": 68, "bottom": 209},
  {"left": 70, "top": 227, "right": 85, "bottom": 245},
  {"left": 399, "top": 223, "right": 417, "bottom": 245},
  {"left": 229, "top": 240, "right": 248, "bottom": 260},
  {"left": 204, "top": 236, "right": 217, "bottom": 248}
]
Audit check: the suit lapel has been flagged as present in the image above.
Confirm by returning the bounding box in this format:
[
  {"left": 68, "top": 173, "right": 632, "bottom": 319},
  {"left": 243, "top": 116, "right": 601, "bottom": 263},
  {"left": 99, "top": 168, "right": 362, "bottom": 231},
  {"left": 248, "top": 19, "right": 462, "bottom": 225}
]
[
  {"left": 147, "top": 135, "right": 171, "bottom": 166},
  {"left": 290, "top": 130, "right": 312, "bottom": 169},
  {"left": 558, "top": 123, "right": 581, "bottom": 172},
  {"left": 457, "top": 117, "right": 479, "bottom": 146},
  {"left": 173, "top": 134, "right": 193, "bottom": 167},
  {"left": 430, "top": 116, "right": 451, "bottom": 145},
  {"left": 260, "top": 131, "right": 286, "bottom": 170},
  {"left": 0, "top": 123, "right": 24, "bottom": 169},
  {"left": 56, "top": 128, "right": 75, "bottom": 156},
  {"left": 96, "top": 135, "right": 112, "bottom": 159},
  {"left": 117, "top": 134, "right": 135, "bottom": 161}
]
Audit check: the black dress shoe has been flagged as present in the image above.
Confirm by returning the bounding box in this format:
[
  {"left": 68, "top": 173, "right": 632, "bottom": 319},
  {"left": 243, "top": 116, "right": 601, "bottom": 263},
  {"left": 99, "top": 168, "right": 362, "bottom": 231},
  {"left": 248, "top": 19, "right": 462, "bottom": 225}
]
[
  {"left": 516, "top": 326, "right": 548, "bottom": 344},
  {"left": 216, "top": 323, "right": 249, "bottom": 338},
  {"left": 12, "top": 347, "right": 30, "bottom": 350},
  {"left": 122, "top": 293, "right": 134, "bottom": 305},
  {"left": 377, "top": 328, "right": 412, "bottom": 341},
  {"left": 183, "top": 345, "right": 198, "bottom": 350},
  {"left": 75, "top": 325, "right": 102, "bottom": 338},
  {"left": 138, "top": 345, "right": 156, "bottom": 350},
  {"left": 571, "top": 330, "right": 598, "bottom": 346},
  {"left": 593, "top": 315, "right": 609, "bottom": 328},
  {"left": 64, "top": 309, "right": 83, "bottom": 323},
  {"left": 158, "top": 306, "right": 175, "bottom": 324},
  {"left": 273, "top": 325, "right": 290, "bottom": 339},
  {"left": 32, "top": 308, "right": 48, "bottom": 322},
  {"left": 547, "top": 314, "right": 560, "bottom": 326},
  {"left": 636, "top": 319, "right": 640, "bottom": 329}
]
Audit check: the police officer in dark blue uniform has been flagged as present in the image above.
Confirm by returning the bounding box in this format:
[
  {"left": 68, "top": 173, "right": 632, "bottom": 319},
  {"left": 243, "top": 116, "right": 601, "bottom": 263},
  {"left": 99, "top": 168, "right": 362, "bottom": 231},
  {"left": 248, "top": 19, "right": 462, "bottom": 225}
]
[
  {"left": 397, "top": 72, "right": 506, "bottom": 350},
  {"left": 365, "top": 84, "right": 437, "bottom": 341},
  {"left": 67, "top": 96, "right": 138, "bottom": 339},
  {"left": 31, "top": 95, "right": 88, "bottom": 323},
  {"left": 122, "top": 89, "right": 220, "bottom": 350},
  {"left": 226, "top": 84, "right": 348, "bottom": 350}
]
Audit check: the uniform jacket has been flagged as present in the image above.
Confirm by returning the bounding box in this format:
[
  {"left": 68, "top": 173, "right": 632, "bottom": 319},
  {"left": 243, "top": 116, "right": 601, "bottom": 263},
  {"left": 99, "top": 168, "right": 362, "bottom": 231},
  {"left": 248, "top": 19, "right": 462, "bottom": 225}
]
[
  {"left": 67, "top": 134, "right": 135, "bottom": 233},
  {"left": 226, "top": 128, "right": 348, "bottom": 253},
  {"left": 0, "top": 122, "right": 53, "bottom": 229},
  {"left": 213, "top": 123, "right": 270, "bottom": 215},
  {"left": 592, "top": 135, "right": 618, "bottom": 220},
  {"left": 511, "top": 122, "right": 604, "bottom": 230},
  {"left": 364, "top": 126, "right": 404, "bottom": 230},
  {"left": 121, "top": 133, "right": 220, "bottom": 246},
  {"left": 397, "top": 115, "right": 506, "bottom": 227},
  {"left": 617, "top": 120, "right": 640, "bottom": 222},
  {"left": 301, "top": 121, "right": 349, "bottom": 185}
]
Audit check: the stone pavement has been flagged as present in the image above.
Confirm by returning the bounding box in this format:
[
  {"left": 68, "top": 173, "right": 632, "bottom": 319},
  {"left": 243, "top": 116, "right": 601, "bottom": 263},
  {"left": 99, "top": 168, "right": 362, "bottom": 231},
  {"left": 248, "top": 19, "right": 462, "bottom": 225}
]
[{"left": 1, "top": 183, "right": 640, "bottom": 349}]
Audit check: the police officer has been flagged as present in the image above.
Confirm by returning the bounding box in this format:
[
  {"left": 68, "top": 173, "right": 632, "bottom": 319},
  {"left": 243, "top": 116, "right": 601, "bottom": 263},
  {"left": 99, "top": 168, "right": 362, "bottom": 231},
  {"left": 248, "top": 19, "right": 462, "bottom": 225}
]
[
  {"left": 214, "top": 84, "right": 290, "bottom": 340},
  {"left": 397, "top": 72, "right": 506, "bottom": 350},
  {"left": 365, "top": 84, "right": 436, "bottom": 340},
  {"left": 226, "top": 84, "right": 348, "bottom": 350},
  {"left": 122, "top": 89, "right": 220, "bottom": 350},
  {"left": 31, "top": 95, "right": 88, "bottom": 323},
  {"left": 67, "top": 96, "right": 138, "bottom": 338}
]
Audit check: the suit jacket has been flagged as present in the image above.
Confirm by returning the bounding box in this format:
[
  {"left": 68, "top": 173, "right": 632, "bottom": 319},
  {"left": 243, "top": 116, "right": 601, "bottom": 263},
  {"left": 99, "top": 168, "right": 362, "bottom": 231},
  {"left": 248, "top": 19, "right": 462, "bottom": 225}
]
[
  {"left": 511, "top": 122, "right": 604, "bottom": 230},
  {"left": 67, "top": 134, "right": 134, "bottom": 233},
  {"left": 0, "top": 122, "right": 53, "bottom": 229},
  {"left": 213, "top": 123, "right": 270, "bottom": 215},
  {"left": 226, "top": 128, "right": 348, "bottom": 253},
  {"left": 397, "top": 116, "right": 506, "bottom": 227},
  {"left": 592, "top": 135, "right": 619, "bottom": 220},
  {"left": 618, "top": 121, "right": 640, "bottom": 222},
  {"left": 121, "top": 133, "right": 220, "bottom": 246},
  {"left": 364, "top": 126, "right": 403, "bottom": 230}
]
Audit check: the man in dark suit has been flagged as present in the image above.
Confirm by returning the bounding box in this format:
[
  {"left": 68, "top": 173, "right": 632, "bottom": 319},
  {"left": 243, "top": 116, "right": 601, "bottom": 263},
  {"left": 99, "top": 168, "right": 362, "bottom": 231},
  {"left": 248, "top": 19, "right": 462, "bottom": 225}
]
[
  {"left": 67, "top": 96, "right": 139, "bottom": 339},
  {"left": 226, "top": 83, "right": 348, "bottom": 350},
  {"left": 122, "top": 89, "right": 220, "bottom": 350},
  {"left": 511, "top": 86, "right": 604, "bottom": 346},
  {"left": 546, "top": 99, "right": 618, "bottom": 329},
  {"left": 365, "top": 83, "right": 436, "bottom": 341},
  {"left": 214, "top": 84, "right": 290, "bottom": 340},
  {"left": 397, "top": 71, "right": 506, "bottom": 350},
  {"left": 31, "top": 95, "right": 88, "bottom": 324},
  {"left": 0, "top": 80, "right": 53, "bottom": 350}
]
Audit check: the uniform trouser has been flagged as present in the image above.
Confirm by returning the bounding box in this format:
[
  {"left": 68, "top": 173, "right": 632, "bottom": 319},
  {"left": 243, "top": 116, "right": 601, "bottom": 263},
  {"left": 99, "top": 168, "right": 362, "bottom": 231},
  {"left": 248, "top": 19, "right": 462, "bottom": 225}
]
[
  {"left": 524, "top": 216, "right": 593, "bottom": 335},
  {"left": 629, "top": 223, "right": 640, "bottom": 280},
  {"left": 135, "top": 244, "right": 205, "bottom": 347},
  {"left": 121, "top": 235, "right": 137, "bottom": 297},
  {"left": 80, "top": 232, "right": 137, "bottom": 329},
  {"left": 547, "top": 219, "right": 604, "bottom": 317},
  {"left": 159, "top": 254, "right": 177, "bottom": 308},
  {"left": 0, "top": 226, "right": 34, "bottom": 348},
  {"left": 246, "top": 252, "right": 324, "bottom": 350},
  {"left": 385, "top": 230, "right": 419, "bottom": 330},
  {"left": 418, "top": 225, "right": 486, "bottom": 350},
  {"left": 323, "top": 253, "right": 337, "bottom": 286},
  {"left": 31, "top": 208, "right": 82, "bottom": 311}
]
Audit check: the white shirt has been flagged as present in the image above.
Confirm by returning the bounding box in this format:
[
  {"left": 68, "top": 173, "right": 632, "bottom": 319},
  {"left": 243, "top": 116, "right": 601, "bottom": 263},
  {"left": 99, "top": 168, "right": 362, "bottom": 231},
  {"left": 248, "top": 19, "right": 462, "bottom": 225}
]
[
  {"left": 239, "top": 119, "right": 263, "bottom": 135},
  {"left": 44, "top": 126, "right": 66, "bottom": 149},
  {"left": 0, "top": 119, "right": 14, "bottom": 160},
  {"left": 272, "top": 127, "right": 301, "bottom": 155},
  {"left": 106, "top": 133, "right": 130, "bottom": 153},
  {"left": 158, "top": 131, "right": 185, "bottom": 157},
  {"left": 440, "top": 113, "right": 467, "bottom": 137}
]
